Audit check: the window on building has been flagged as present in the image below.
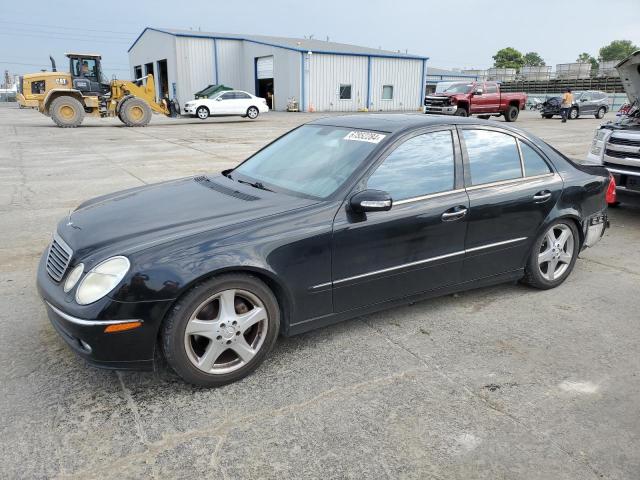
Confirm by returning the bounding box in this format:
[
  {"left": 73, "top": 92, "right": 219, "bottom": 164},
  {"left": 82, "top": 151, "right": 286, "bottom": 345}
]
[
  {"left": 519, "top": 140, "right": 552, "bottom": 177},
  {"left": 463, "top": 129, "right": 522, "bottom": 185},
  {"left": 134, "top": 65, "right": 142, "bottom": 79},
  {"left": 339, "top": 84, "right": 352, "bottom": 100},
  {"left": 367, "top": 130, "right": 455, "bottom": 200},
  {"left": 382, "top": 85, "right": 394, "bottom": 100}
]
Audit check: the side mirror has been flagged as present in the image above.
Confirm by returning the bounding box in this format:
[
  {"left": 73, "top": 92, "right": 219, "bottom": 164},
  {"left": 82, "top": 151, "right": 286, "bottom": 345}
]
[
  {"left": 580, "top": 98, "right": 587, "bottom": 102},
  {"left": 350, "top": 190, "right": 392, "bottom": 213},
  {"left": 216, "top": 97, "right": 223, "bottom": 101},
  {"left": 474, "top": 89, "right": 483, "bottom": 96}
]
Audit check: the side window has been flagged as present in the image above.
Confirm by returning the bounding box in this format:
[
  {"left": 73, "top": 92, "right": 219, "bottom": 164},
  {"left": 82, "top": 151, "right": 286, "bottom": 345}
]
[
  {"left": 463, "top": 129, "right": 522, "bottom": 185},
  {"left": 236, "top": 92, "right": 251, "bottom": 99},
  {"left": 519, "top": 141, "right": 552, "bottom": 177},
  {"left": 31, "top": 80, "right": 45, "bottom": 94},
  {"left": 581, "top": 92, "right": 592, "bottom": 101},
  {"left": 221, "top": 92, "right": 235, "bottom": 100},
  {"left": 339, "top": 84, "right": 352, "bottom": 100},
  {"left": 382, "top": 85, "right": 394, "bottom": 100},
  {"left": 367, "top": 130, "right": 455, "bottom": 200},
  {"left": 486, "top": 83, "right": 498, "bottom": 94}
]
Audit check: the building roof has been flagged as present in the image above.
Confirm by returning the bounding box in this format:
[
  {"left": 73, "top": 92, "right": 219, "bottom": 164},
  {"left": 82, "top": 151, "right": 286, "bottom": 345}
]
[{"left": 128, "top": 27, "right": 428, "bottom": 60}]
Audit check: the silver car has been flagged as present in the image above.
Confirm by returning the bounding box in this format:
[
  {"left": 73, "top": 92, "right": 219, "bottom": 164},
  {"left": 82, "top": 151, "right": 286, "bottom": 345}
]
[{"left": 542, "top": 90, "right": 609, "bottom": 119}]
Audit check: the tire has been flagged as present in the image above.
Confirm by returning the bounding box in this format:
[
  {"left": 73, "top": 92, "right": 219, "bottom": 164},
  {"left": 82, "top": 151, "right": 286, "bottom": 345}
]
[
  {"left": 119, "top": 97, "right": 152, "bottom": 127},
  {"left": 542, "top": 114, "right": 553, "bottom": 119},
  {"left": 50, "top": 96, "right": 85, "bottom": 128},
  {"left": 246, "top": 106, "right": 259, "bottom": 119},
  {"left": 196, "top": 106, "right": 209, "bottom": 119},
  {"left": 453, "top": 107, "right": 467, "bottom": 117},
  {"left": 504, "top": 105, "right": 519, "bottom": 122},
  {"left": 478, "top": 115, "right": 491, "bottom": 120},
  {"left": 521, "top": 220, "right": 579, "bottom": 290},
  {"left": 595, "top": 107, "right": 606, "bottom": 119},
  {"left": 569, "top": 107, "right": 579, "bottom": 120},
  {"left": 162, "top": 273, "right": 280, "bottom": 387}
]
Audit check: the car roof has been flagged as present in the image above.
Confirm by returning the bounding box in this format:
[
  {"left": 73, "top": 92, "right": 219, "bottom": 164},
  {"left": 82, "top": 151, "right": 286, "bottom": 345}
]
[{"left": 308, "top": 113, "right": 499, "bottom": 134}]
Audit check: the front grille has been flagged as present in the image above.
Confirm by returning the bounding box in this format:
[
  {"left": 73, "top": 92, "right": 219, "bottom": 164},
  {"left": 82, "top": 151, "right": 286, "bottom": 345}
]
[
  {"left": 425, "top": 98, "right": 448, "bottom": 106},
  {"left": 46, "top": 233, "right": 73, "bottom": 282},
  {"left": 608, "top": 136, "right": 640, "bottom": 147},
  {"left": 604, "top": 148, "right": 640, "bottom": 160}
]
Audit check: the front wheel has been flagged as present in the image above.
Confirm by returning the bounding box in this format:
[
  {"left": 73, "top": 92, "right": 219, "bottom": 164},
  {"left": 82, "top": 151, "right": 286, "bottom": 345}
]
[
  {"left": 522, "top": 220, "right": 579, "bottom": 289},
  {"left": 246, "top": 106, "right": 259, "bottom": 119},
  {"left": 504, "top": 105, "right": 519, "bottom": 122},
  {"left": 162, "top": 274, "right": 280, "bottom": 387},
  {"left": 196, "top": 106, "right": 209, "bottom": 119},
  {"left": 569, "top": 107, "right": 579, "bottom": 120},
  {"left": 595, "top": 107, "right": 606, "bottom": 119},
  {"left": 542, "top": 114, "right": 553, "bottom": 119},
  {"left": 453, "top": 107, "right": 467, "bottom": 117}
]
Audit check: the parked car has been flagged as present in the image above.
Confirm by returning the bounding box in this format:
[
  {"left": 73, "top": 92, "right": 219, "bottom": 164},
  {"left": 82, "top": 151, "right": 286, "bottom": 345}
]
[
  {"left": 183, "top": 90, "right": 269, "bottom": 119},
  {"left": 526, "top": 97, "right": 544, "bottom": 111},
  {"left": 587, "top": 50, "right": 640, "bottom": 200},
  {"left": 38, "top": 115, "right": 612, "bottom": 386},
  {"left": 423, "top": 81, "right": 527, "bottom": 122},
  {"left": 541, "top": 91, "right": 609, "bottom": 119}
]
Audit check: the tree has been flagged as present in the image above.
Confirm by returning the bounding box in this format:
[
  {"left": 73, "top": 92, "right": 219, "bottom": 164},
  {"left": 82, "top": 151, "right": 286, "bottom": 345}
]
[
  {"left": 493, "top": 47, "right": 524, "bottom": 70},
  {"left": 576, "top": 52, "right": 599, "bottom": 72},
  {"left": 598, "top": 40, "right": 638, "bottom": 62},
  {"left": 522, "top": 52, "right": 545, "bottom": 67}
]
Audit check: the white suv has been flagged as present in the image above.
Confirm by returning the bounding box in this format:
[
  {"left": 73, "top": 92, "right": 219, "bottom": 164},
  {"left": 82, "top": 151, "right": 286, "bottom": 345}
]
[{"left": 184, "top": 90, "right": 269, "bottom": 120}]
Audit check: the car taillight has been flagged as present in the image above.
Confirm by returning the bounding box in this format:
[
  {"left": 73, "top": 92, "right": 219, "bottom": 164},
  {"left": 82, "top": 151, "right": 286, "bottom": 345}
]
[{"left": 605, "top": 174, "right": 617, "bottom": 205}]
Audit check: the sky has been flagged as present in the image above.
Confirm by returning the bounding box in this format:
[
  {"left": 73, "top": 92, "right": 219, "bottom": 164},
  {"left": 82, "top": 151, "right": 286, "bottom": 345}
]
[{"left": 1, "top": 0, "right": 639, "bottom": 80}]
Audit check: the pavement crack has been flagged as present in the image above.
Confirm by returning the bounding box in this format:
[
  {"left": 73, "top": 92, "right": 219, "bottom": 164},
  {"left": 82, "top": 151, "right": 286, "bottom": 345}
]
[
  {"left": 580, "top": 256, "right": 640, "bottom": 278},
  {"left": 117, "top": 371, "right": 148, "bottom": 446}
]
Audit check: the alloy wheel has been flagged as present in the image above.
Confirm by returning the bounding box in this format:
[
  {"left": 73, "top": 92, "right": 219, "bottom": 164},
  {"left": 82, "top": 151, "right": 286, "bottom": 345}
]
[
  {"left": 184, "top": 289, "right": 268, "bottom": 374},
  {"left": 197, "top": 107, "right": 208, "bottom": 119},
  {"left": 537, "top": 224, "right": 574, "bottom": 281},
  {"left": 247, "top": 107, "right": 258, "bottom": 119}
]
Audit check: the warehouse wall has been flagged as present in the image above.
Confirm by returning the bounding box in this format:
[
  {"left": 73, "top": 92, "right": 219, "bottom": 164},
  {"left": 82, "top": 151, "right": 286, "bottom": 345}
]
[
  {"left": 215, "top": 39, "right": 245, "bottom": 89},
  {"left": 175, "top": 37, "right": 215, "bottom": 107},
  {"left": 308, "top": 54, "right": 368, "bottom": 111},
  {"left": 128, "top": 30, "right": 177, "bottom": 102},
  {"left": 369, "top": 57, "right": 423, "bottom": 112}
]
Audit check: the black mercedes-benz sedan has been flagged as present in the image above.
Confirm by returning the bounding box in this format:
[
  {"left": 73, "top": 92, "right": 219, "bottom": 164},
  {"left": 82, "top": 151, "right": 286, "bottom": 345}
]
[{"left": 37, "top": 114, "right": 613, "bottom": 386}]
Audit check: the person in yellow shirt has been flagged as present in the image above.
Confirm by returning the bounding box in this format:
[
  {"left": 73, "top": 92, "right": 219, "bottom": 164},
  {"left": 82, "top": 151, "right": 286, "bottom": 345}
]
[{"left": 561, "top": 88, "right": 573, "bottom": 123}]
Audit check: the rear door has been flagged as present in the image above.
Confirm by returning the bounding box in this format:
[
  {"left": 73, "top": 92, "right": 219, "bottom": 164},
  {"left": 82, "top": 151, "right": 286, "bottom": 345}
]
[
  {"left": 458, "top": 126, "right": 562, "bottom": 280},
  {"left": 331, "top": 127, "right": 469, "bottom": 312},
  {"left": 483, "top": 82, "right": 500, "bottom": 112},
  {"left": 233, "top": 91, "right": 253, "bottom": 114}
]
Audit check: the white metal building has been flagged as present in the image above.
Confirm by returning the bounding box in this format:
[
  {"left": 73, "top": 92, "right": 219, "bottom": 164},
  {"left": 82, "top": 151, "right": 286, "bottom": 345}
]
[{"left": 128, "top": 28, "right": 428, "bottom": 112}]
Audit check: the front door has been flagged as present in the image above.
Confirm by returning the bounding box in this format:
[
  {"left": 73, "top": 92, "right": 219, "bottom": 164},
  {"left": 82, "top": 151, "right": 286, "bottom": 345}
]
[
  {"left": 212, "top": 91, "right": 236, "bottom": 114},
  {"left": 458, "top": 126, "right": 562, "bottom": 280},
  {"left": 331, "top": 128, "right": 469, "bottom": 313},
  {"left": 483, "top": 82, "right": 500, "bottom": 112}
]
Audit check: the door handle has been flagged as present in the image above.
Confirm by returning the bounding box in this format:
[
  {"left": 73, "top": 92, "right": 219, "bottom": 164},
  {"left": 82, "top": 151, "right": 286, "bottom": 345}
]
[
  {"left": 533, "top": 190, "right": 552, "bottom": 203},
  {"left": 441, "top": 206, "right": 468, "bottom": 221}
]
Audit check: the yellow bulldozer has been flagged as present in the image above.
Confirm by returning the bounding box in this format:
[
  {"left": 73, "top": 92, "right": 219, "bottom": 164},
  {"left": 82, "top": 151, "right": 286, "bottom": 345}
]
[{"left": 18, "top": 53, "right": 170, "bottom": 127}]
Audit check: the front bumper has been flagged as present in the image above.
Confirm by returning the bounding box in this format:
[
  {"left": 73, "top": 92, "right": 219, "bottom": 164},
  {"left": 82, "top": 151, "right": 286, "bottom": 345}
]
[
  {"left": 184, "top": 105, "right": 196, "bottom": 114},
  {"left": 37, "top": 250, "right": 172, "bottom": 371},
  {"left": 424, "top": 105, "right": 457, "bottom": 115}
]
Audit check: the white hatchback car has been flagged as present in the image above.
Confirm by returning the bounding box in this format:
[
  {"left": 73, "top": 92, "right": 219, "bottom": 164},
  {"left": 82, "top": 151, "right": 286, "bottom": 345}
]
[{"left": 184, "top": 90, "right": 269, "bottom": 120}]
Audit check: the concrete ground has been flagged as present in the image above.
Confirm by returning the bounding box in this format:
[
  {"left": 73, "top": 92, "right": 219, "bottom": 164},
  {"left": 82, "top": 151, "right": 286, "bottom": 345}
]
[{"left": 1, "top": 104, "right": 639, "bottom": 479}]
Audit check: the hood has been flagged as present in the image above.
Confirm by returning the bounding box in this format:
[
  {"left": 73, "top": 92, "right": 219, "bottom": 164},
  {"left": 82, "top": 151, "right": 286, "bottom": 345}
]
[
  {"left": 616, "top": 50, "right": 640, "bottom": 104},
  {"left": 59, "top": 175, "right": 316, "bottom": 260}
]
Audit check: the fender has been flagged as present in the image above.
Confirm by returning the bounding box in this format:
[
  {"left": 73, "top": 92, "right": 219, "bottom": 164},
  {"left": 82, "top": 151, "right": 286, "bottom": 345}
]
[
  {"left": 42, "top": 88, "right": 83, "bottom": 114},
  {"left": 115, "top": 94, "right": 135, "bottom": 114}
]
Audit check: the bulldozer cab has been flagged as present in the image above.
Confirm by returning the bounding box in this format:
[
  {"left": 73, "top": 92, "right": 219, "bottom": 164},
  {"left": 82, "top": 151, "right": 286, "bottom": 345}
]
[{"left": 65, "top": 53, "right": 109, "bottom": 95}]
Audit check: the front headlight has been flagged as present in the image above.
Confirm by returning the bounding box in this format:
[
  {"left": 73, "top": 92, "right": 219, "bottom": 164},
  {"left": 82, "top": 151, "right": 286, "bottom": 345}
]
[
  {"left": 64, "top": 263, "right": 84, "bottom": 293},
  {"left": 594, "top": 129, "right": 610, "bottom": 141},
  {"left": 75, "top": 256, "right": 130, "bottom": 305}
]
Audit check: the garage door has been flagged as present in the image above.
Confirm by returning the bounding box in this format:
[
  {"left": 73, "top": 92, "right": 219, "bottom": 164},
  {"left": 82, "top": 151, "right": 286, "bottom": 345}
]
[{"left": 256, "top": 56, "right": 274, "bottom": 79}]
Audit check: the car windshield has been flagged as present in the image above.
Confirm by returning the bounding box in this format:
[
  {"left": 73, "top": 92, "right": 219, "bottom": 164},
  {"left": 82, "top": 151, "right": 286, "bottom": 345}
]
[
  {"left": 232, "top": 125, "right": 384, "bottom": 198},
  {"left": 443, "top": 83, "right": 474, "bottom": 94}
]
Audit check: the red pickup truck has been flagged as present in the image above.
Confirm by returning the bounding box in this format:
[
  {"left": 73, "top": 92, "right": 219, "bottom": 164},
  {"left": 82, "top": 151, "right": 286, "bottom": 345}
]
[{"left": 424, "top": 81, "right": 527, "bottom": 122}]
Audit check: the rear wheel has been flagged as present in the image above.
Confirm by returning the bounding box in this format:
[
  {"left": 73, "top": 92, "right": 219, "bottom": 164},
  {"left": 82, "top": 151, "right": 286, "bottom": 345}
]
[
  {"left": 569, "top": 107, "right": 579, "bottom": 120},
  {"left": 504, "top": 105, "right": 519, "bottom": 122},
  {"left": 522, "top": 220, "right": 579, "bottom": 289},
  {"left": 119, "top": 97, "right": 152, "bottom": 127},
  {"left": 50, "top": 96, "right": 85, "bottom": 128},
  {"left": 162, "top": 274, "right": 280, "bottom": 387},
  {"left": 246, "top": 106, "right": 259, "bottom": 119},
  {"left": 196, "top": 106, "right": 209, "bottom": 119},
  {"left": 595, "top": 107, "right": 606, "bottom": 119}
]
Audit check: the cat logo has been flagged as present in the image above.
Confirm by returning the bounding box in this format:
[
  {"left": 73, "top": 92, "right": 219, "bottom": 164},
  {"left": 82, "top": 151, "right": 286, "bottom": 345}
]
[{"left": 55, "top": 78, "right": 68, "bottom": 85}]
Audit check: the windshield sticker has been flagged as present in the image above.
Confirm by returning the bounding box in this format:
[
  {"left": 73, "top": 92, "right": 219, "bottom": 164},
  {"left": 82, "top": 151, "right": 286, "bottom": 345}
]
[{"left": 344, "top": 131, "right": 386, "bottom": 144}]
